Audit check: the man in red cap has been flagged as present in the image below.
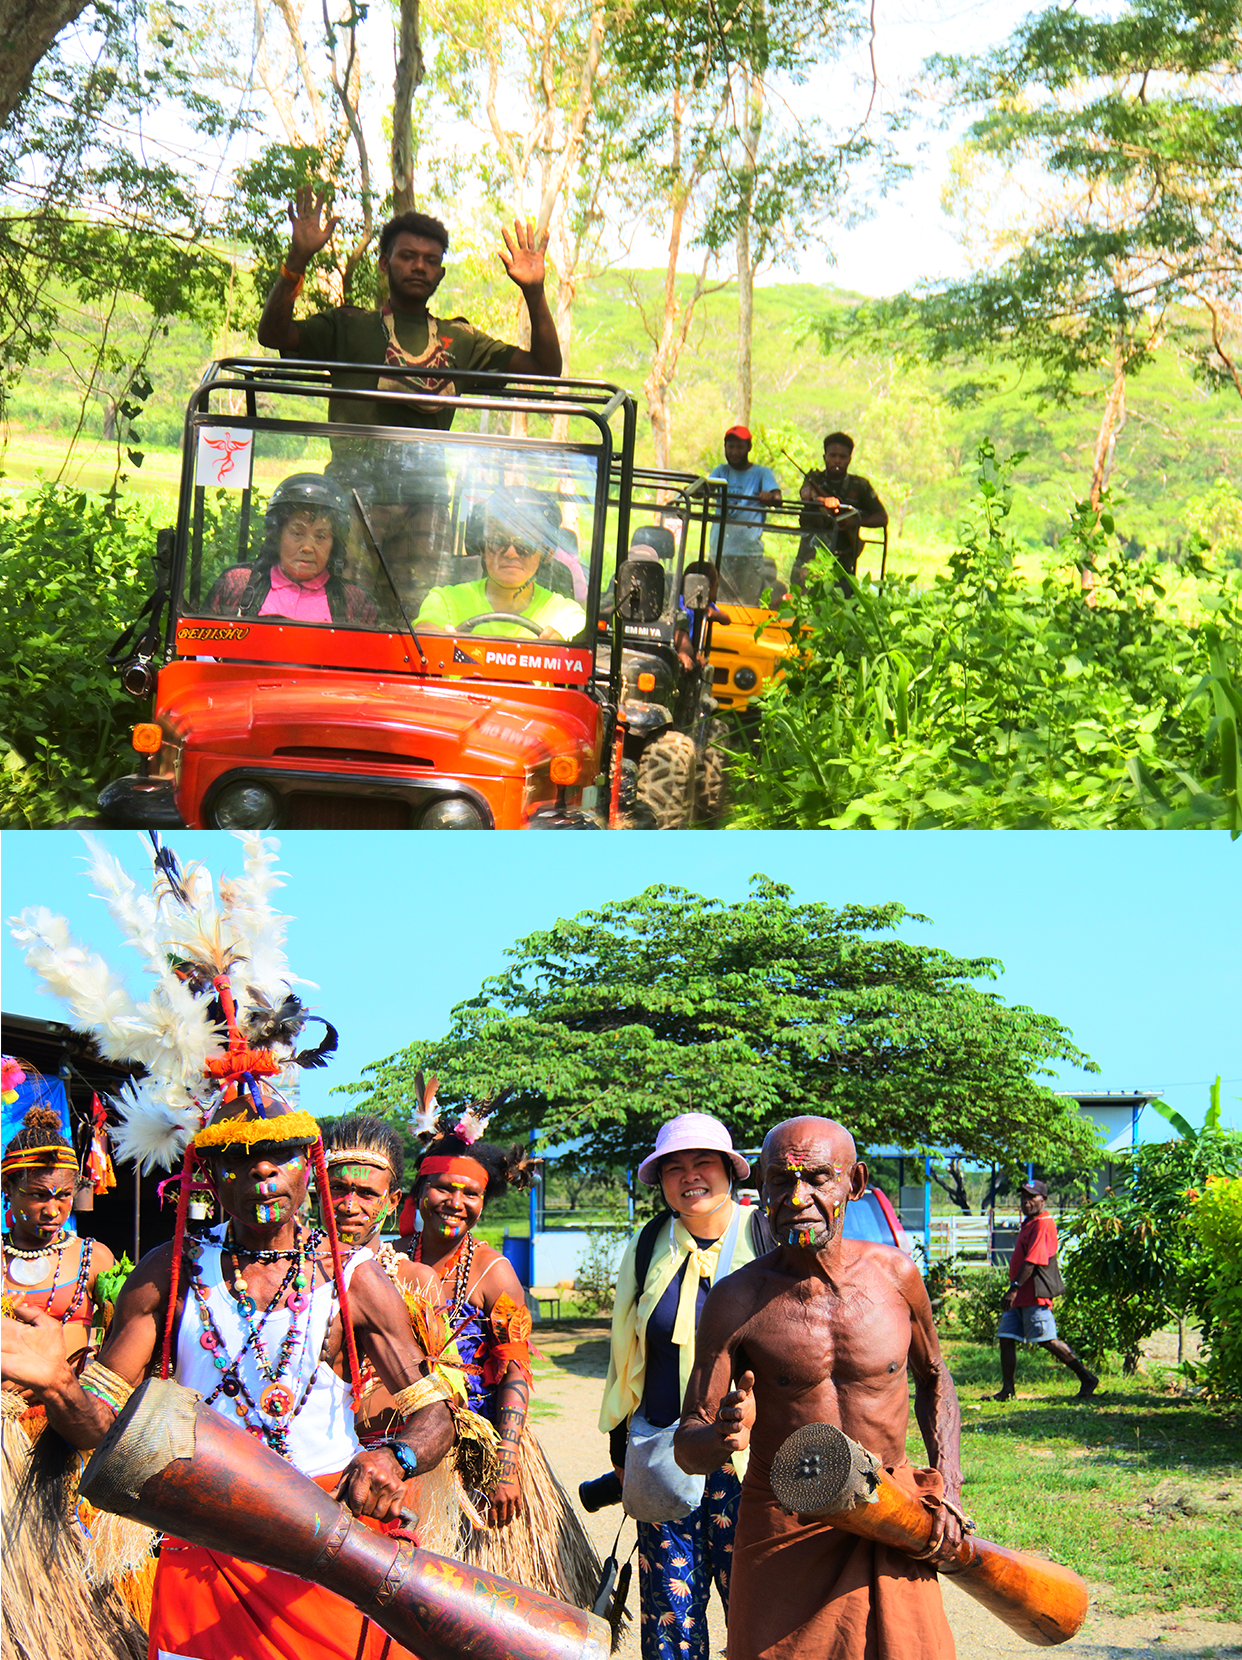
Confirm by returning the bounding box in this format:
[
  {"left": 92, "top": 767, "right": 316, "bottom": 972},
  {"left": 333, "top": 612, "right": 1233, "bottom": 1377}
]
[
  {"left": 709, "top": 426, "right": 781, "bottom": 604},
  {"left": 991, "top": 1179, "right": 1098, "bottom": 1401}
]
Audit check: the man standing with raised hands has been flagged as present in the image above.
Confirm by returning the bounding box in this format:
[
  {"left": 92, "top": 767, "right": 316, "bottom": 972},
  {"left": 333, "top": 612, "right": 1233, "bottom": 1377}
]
[{"left": 258, "top": 187, "right": 563, "bottom": 430}]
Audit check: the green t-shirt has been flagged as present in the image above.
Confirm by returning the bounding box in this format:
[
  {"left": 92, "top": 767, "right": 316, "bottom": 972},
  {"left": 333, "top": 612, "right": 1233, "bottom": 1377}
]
[
  {"left": 415, "top": 578, "right": 586, "bottom": 640},
  {"left": 290, "top": 307, "right": 516, "bottom": 430}
]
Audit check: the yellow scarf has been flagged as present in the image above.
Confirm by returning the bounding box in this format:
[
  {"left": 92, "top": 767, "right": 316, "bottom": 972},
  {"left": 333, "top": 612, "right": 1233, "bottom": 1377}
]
[{"left": 599, "top": 1207, "right": 758, "bottom": 1442}]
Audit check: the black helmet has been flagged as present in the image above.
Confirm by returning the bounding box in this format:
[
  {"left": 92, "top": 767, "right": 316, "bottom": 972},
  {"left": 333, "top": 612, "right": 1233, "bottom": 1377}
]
[
  {"left": 266, "top": 473, "right": 352, "bottom": 535},
  {"left": 630, "top": 524, "right": 675, "bottom": 562}
]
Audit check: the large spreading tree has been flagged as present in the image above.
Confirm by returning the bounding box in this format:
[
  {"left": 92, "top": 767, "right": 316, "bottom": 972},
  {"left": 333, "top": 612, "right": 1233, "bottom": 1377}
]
[
  {"left": 841, "top": 0, "right": 1242, "bottom": 504},
  {"left": 338, "top": 878, "right": 1103, "bottom": 1178}
]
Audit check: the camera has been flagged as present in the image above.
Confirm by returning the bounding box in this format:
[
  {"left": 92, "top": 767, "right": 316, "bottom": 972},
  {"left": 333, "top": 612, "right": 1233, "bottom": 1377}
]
[{"left": 578, "top": 1470, "right": 624, "bottom": 1513}]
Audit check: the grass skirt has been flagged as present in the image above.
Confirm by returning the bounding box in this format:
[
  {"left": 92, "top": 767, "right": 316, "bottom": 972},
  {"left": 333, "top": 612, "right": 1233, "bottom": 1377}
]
[
  {"left": 461, "top": 1427, "right": 603, "bottom": 1612},
  {"left": 1, "top": 1393, "right": 149, "bottom": 1660}
]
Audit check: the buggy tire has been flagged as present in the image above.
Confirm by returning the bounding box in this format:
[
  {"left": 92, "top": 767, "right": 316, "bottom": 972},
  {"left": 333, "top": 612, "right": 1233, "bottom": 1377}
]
[
  {"left": 695, "top": 743, "right": 729, "bottom": 826},
  {"left": 636, "top": 731, "right": 697, "bottom": 830}
]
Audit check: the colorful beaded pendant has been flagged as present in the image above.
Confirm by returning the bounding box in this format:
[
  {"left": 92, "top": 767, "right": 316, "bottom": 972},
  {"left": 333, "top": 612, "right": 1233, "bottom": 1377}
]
[{"left": 260, "top": 1382, "right": 294, "bottom": 1419}]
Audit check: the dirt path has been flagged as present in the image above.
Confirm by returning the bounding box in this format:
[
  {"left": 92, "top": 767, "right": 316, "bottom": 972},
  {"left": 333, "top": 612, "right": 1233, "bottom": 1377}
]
[{"left": 529, "top": 1324, "right": 1242, "bottom": 1660}]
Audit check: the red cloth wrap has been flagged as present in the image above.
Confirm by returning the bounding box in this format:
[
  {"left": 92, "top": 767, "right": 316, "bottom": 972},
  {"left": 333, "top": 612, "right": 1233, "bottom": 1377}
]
[
  {"left": 480, "top": 1338, "right": 532, "bottom": 1389},
  {"left": 146, "top": 1471, "right": 420, "bottom": 1660}
]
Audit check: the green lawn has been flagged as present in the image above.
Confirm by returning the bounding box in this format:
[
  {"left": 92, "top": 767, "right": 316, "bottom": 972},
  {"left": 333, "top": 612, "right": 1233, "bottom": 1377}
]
[
  {"left": 939, "top": 1339, "right": 1242, "bottom": 1619},
  {"left": 527, "top": 1321, "right": 1242, "bottom": 1621},
  {"left": 1, "top": 429, "right": 183, "bottom": 507}
]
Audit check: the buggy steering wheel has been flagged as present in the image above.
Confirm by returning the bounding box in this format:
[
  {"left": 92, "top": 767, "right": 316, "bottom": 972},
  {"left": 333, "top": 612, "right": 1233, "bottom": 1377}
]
[{"left": 457, "top": 612, "right": 547, "bottom": 637}]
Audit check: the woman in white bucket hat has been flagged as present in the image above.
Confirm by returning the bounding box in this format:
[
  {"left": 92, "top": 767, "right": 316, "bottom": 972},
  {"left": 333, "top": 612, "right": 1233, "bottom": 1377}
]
[{"left": 599, "top": 1112, "right": 768, "bottom": 1660}]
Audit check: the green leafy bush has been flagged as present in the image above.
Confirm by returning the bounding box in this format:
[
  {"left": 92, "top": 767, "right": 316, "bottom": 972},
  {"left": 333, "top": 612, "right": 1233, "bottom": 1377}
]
[
  {"left": 1058, "top": 1123, "right": 1242, "bottom": 1372},
  {"left": 0, "top": 482, "right": 158, "bottom": 826},
  {"left": 572, "top": 1224, "right": 631, "bottom": 1315},
  {"left": 944, "top": 1263, "right": 1010, "bottom": 1345},
  {"left": 730, "top": 442, "right": 1242, "bottom": 831},
  {"left": 1188, "top": 1176, "right": 1242, "bottom": 1404}
]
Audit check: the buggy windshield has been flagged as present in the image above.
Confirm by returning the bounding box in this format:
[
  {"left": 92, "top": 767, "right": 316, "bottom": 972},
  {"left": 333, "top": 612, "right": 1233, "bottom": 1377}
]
[{"left": 178, "top": 420, "right": 601, "bottom": 665}]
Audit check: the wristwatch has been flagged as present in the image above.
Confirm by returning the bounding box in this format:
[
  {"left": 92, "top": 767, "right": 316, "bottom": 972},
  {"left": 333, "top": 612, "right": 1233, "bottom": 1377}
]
[{"left": 385, "top": 1440, "right": 419, "bottom": 1479}]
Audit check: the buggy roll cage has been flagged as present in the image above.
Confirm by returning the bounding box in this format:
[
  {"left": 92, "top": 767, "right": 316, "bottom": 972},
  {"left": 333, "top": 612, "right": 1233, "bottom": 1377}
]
[{"left": 167, "top": 358, "right": 640, "bottom": 671}]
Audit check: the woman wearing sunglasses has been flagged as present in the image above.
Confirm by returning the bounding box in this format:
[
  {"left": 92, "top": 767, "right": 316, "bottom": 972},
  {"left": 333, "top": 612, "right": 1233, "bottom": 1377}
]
[{"left": 414, "top": 489, "right": 585, "bottom": 640}]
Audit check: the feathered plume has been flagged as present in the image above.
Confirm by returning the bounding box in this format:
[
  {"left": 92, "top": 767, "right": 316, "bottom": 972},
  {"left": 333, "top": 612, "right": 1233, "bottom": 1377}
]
[
  {"left": 503, "top": 1144, "right": 542, "bottom": 1191},
  {"left": 219, "top": 833, "right": 314, "bottom": 1015},
  {"left": 148, "top": 832, "right": 190, "bottom": 905},
  {"left": 408, "top": 1071, "right": 442, "bottom": 1143},
  {"left": 292, "top": 1018, "right": 338, "bottom": 1071},
  {"left": 81, "top": 835, "right": 165, "bottom": 973},
  {"left": 108, "top": 1078, "right": 200, "bottom": 1174},
  {"left": 453, "top": 1105, "right": 492, "bottom": 1146},
  {"left": 8, "top": 834, "right": 334, "bottom": 1173},
  {"left": 10, "top": 907, "right": 142, "bottom": 1035}
]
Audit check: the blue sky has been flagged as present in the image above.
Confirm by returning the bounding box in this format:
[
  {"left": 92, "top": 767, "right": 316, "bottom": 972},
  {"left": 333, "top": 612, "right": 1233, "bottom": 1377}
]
[{"left": 2, "top": 830, "right": 1238, "bottom": 1141}]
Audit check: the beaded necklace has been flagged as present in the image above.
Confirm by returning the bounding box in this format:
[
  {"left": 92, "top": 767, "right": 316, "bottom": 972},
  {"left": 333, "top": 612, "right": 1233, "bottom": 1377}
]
[
  {"left": 414, "top": 1229, "right": 476, "bottom": 1324},
  {"left": 185, "top": 1227, "right": 325, "bottom": 1459},
  {"left": 3, "top": 1229, "right": 69, "bottom": 1259},
  {"left": 2, "top": 1233, "right": 91, "bottom": 1323}
]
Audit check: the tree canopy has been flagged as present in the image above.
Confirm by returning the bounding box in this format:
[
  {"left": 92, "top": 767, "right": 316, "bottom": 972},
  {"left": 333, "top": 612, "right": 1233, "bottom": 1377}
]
[
  {"left": 338, "top": 878, "right": 1103, "bottom": 1177},
  {"left": 837, "top": 0, "right": 1242, "bottom": 503}
]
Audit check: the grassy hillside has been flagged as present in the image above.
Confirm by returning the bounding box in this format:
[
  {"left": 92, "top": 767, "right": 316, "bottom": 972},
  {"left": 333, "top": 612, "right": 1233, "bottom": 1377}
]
[{"left": 3, "top": 268, "right": 1239, "bottom": 568}]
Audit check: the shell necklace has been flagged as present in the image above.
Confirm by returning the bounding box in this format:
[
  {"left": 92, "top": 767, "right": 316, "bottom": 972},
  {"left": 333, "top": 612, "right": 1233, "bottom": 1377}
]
[{"left": 4, "top": 1231, "right": 68, "bottom": 1287}]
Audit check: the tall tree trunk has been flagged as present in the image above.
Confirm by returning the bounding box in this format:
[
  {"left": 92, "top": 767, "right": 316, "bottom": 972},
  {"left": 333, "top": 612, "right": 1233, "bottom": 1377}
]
[
  {"left": 735, "top": 66, "right": 763, "bottom": 426},
  {"left": 323, "top": 0, "right": 374, "bottom": 303},
  {"left": 643, "top": 371, "right": 673, "bottom": 471},
  {"left": 550, "top": 214, "right": 578, "bottom": 440},
  {"left": 0, "top": 0, "right": 89, "bottom": 124},
  {"left": 643, "top": 87, "right": 698, "bottom": 468},
  {"left": 1089, "top": 332, "right": 1128, "bottom": 509},
  {"left": 391, "top": 0, "right": 424, "bottom": 213}
]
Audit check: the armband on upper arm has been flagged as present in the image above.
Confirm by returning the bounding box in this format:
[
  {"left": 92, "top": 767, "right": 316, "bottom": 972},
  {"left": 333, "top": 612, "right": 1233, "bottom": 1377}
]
[{"left": 481, "top": 1293, "right": 534, "bottom": 1388}]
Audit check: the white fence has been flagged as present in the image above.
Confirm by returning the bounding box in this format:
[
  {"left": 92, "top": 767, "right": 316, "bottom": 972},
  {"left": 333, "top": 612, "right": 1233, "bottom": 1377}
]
[{"left": 926, "top": 1215, "right": 991, "bottom": 1261}]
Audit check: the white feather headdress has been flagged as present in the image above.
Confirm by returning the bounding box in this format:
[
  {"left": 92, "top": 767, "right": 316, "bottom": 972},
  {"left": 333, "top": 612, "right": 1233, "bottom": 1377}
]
[{"left": 8, "top": 833, "right": 331, "bottom": 1172}]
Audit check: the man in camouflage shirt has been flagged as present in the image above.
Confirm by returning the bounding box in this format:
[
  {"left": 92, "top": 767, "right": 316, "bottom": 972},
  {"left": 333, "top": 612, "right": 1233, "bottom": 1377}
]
[{"left": 792, "top": 431, "right": 887, "bottom": 589}]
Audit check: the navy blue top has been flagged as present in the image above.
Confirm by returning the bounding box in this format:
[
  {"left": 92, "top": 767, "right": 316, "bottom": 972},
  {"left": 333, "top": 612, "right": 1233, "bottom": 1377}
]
[{"left": 639, "top": 1234, "right": 716, "bottom": 1428}]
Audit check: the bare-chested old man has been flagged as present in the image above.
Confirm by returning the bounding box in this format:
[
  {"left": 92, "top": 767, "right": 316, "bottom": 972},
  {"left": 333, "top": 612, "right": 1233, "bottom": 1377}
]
[{"left": 674, "top": 1115, "right": 966, "bottom": 1660}]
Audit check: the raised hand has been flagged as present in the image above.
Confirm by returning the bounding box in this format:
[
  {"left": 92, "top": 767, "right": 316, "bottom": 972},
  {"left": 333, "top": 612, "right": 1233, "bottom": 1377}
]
[
  {"left": 714, "top": 1368, "right": 756, "bottom": 1454},
  {"left": 498, "top": 216, "right": 549, "bottom": 292},
  {"left": 287, "top": 184, "right": 340, "bottom": 271}
]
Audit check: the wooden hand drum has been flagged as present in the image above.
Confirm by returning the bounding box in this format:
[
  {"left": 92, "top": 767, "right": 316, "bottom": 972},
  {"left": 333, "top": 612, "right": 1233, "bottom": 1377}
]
[{"left": 769, "top": 1422, "right": 1089, "bottom": 1647}]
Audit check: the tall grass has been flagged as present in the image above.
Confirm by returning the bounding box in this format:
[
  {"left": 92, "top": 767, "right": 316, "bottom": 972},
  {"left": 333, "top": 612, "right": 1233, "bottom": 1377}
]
[{"left": 729, "top": 444, "right": 1242, "bottom": 832}]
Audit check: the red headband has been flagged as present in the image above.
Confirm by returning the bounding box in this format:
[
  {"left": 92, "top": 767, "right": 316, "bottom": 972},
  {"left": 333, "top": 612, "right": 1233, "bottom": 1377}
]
[{"left": 420, "top": 1155, "right": 488, "bottom": 1186}]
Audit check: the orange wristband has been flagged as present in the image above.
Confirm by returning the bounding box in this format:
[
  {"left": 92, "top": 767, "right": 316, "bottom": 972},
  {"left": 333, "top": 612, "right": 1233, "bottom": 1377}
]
[{"left": 280, "top": 263, "right": 304, "bottom": 295}]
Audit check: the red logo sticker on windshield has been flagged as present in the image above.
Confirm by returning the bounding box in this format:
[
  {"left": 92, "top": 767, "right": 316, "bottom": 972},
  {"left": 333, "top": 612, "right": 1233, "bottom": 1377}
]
[{"left": 177, "top": 624, "right": 252, "bottom": 644}]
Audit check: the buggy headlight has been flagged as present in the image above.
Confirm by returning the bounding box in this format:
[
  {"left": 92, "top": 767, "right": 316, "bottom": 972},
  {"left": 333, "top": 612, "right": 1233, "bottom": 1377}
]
[
  {"left": 420, "top": 798, "right": 485, "bottom": 829},
  {"left": 210, "top": 781, "right": 281, "bottom": 830}
]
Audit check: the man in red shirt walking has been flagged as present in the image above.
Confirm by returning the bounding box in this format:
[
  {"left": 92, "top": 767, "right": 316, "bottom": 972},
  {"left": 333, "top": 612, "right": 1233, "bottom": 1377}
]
[{"left": 992, "top": 1179, "right": 1099, "bottom": 1401}]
